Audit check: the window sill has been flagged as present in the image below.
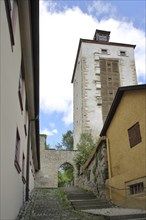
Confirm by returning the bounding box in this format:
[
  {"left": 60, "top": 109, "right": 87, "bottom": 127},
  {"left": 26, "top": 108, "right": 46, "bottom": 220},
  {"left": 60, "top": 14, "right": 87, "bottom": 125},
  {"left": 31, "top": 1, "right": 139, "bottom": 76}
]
[{"left": 129, "top": 192, "right": 144, "bottom": 197}]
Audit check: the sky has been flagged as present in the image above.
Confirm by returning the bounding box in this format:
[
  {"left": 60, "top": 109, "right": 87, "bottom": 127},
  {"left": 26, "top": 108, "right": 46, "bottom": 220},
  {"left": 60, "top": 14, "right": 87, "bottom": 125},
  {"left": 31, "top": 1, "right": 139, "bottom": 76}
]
[{"left": 39, "top": 0, "right": 146, "bottom": 148}]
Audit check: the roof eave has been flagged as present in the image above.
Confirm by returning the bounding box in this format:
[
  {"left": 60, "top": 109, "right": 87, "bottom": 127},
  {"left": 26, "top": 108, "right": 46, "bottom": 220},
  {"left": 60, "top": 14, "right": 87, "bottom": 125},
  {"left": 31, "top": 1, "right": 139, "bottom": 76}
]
[{"left": 100, "top": 84, "right": 146, "bottom": 136}]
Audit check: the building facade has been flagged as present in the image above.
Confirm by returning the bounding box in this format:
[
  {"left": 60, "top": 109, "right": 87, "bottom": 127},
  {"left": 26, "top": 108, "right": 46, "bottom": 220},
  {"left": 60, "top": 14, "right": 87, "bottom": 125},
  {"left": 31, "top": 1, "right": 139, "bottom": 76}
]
[
  {"left": 0, "top": 1, "right": 40, "bottom": 219},
  {"left": 76, "top": 84, "right": 146, "bottom": 209},
  {"left": 71, "top": 30, "right": 137, "bottom": 149},
  {"left": 100, "top": 84, "right": 146, "bottom": 209}
]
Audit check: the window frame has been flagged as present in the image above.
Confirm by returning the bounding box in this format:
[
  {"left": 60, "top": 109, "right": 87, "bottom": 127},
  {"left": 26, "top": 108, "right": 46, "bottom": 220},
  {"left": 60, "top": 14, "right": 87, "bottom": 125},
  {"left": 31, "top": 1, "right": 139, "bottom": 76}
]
[
  {"left": 18, "top": 72, "right": 24, "bottom": 111},
  {"left": 14, "top": 129, "right": 21, "bottom": 173},
  {"left": 120, "top": 51, "right": 126, "bottom": 56},
  {"left": 101, "top": 49, "right": 108, "bottom": 54},
  {"left": 22, "top": 153, "right": 26, "bottom": 184},
  {"left": 129, "top": 182, "right": 144, "bottom": 195},
  {"left": 4, "top": 0, "right": 17, "bottom": 47}
]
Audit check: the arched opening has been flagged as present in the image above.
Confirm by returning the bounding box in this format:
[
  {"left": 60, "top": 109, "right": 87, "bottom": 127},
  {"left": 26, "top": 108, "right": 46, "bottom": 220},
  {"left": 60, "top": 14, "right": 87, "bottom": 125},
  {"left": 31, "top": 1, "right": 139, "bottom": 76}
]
[{"left": 58, "top": 162, "right": 74, "bottom": 187}]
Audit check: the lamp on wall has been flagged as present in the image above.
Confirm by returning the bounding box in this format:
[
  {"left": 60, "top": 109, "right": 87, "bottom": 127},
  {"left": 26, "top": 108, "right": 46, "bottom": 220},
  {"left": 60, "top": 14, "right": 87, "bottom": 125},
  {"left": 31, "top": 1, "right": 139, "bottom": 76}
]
[{"left": 25, "top": 115, "right": 39, "bottom": 201}]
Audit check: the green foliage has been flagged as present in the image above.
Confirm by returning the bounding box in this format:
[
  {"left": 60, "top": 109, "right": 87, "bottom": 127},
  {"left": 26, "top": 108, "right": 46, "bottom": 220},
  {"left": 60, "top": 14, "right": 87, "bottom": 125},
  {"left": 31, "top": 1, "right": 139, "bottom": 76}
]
[
  {"left": 74, "top": 133, "right": 96, "bottom": 174},
  {"left": 55, "top": 130, "right": 73, "bottom": 150},
  {"left": 55, "top": 142, "right": 63, "bottom": 150},
  {"left": 58, "top": 163, "right": 74, "bottom": 187},
  {"left": 62, "top": 130, "right": 73, "bottom": 150},
  {"left": 55, "top": 189, "right": 71, "bottom": 209}
]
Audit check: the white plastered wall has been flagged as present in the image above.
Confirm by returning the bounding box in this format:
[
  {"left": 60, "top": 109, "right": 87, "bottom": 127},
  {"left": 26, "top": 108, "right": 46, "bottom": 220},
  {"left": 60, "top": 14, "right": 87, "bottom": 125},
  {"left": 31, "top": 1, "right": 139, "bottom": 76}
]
[
  {"left": 73, "top": 41, "right": 137, "bottom": 149},
  {"left": 0, "top": 2, "right": 35, "bottom": 219}
]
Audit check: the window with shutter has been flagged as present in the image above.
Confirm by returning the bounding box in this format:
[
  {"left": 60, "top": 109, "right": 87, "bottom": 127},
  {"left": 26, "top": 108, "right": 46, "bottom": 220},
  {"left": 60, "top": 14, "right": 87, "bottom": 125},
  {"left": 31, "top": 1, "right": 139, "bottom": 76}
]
[{"left": 128, "top": 122, "right": 142, "bottom": 148}]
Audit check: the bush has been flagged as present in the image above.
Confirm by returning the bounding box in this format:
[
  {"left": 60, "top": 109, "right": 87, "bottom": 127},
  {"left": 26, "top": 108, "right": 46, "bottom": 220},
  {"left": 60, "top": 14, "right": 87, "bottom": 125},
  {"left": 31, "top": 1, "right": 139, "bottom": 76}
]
[{"left": 74, "top": 133, "right": 96, "bottom": 174}]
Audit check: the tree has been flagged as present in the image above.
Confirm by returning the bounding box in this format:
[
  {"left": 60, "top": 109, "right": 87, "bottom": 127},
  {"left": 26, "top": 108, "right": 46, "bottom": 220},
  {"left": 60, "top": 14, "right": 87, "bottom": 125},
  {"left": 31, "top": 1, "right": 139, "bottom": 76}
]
[
  {"left": 55, "top": 130, "right": 73, "bottom": 150},
  {"left": 55, "top": 142, "right": 63, "bottom": 150},
  {"left": 74, "top": 133, "right": 96, "bottom": 174},
  {"left": 58, "top": 163, "right": 74, "bottom": 187},
  {"left": 62, "top": 130, "right": 73, "bottom": 150}
]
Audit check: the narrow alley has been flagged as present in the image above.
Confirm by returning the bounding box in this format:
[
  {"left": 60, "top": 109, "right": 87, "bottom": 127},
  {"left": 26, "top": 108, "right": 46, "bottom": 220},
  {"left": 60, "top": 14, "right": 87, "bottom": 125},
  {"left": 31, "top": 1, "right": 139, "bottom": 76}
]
[
  {"left": 16, "top": 187, "right": 146, "bottom": 220},
  {"left": 16, "top": 187, "right": 104, "bottom": 220}
]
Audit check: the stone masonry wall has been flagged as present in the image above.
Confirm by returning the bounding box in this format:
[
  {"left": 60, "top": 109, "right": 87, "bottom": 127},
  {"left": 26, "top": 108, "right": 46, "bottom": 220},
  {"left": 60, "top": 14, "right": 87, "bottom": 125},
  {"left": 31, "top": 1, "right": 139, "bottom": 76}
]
[
  {"left": 35, "top": 135, "right": 78, "bottom": 188},
  {"left": 77, "top": 138, "right": 108, "bottom": 199}
]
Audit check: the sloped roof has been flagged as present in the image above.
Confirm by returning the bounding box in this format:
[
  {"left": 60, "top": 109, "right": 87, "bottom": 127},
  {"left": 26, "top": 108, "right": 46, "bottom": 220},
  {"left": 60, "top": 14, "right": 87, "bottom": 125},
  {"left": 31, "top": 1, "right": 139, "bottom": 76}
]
[{"left": 100, "top": 84, "right": 146, "bottom": 136}]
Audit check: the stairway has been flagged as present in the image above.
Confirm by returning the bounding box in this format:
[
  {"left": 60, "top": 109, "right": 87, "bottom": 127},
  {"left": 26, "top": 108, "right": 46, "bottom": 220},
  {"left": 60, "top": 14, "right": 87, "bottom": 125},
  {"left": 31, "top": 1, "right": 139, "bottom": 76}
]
[
  {"left": 64, "top": 187, "right": 146, "bottom": 220},
  {"left": 65, "top": 186, "right": 113, "bottom": 210}
]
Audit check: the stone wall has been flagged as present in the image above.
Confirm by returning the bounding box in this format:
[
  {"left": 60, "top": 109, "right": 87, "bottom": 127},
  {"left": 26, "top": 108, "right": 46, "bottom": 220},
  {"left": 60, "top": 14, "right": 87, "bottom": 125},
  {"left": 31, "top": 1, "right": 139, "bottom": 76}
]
[
  {"left": 35, "top": 135, "right": 78, "bottom": 188},
  {"left": 77, "top": 137, "right": 108, "bottom": 199}
]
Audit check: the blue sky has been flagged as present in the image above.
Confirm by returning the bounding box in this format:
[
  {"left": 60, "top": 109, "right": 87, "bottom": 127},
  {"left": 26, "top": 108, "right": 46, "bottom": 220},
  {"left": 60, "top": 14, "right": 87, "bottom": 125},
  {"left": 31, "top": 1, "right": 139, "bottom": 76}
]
[{"left": 40, "top": 0, "right": 146, "bottom": 148}]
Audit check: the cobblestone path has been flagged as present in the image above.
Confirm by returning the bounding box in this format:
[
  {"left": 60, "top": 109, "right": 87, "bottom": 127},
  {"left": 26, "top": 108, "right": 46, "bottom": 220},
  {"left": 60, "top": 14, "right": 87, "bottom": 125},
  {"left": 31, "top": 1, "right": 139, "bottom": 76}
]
[{"left": 16, "top": 188, "right": 104, "bottom": 220}]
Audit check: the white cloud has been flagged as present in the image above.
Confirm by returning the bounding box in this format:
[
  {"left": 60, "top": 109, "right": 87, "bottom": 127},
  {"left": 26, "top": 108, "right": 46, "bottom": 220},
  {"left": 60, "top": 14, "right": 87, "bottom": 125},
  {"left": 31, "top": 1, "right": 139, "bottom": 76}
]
[
  {"left": 62, "top": 101, "right": 73, "bottom": 125},
  {"left": 40, "top": 128, "right": 58, "bottom": 137},
  {"left": 40, "top": 1, "right": 145, "bottom": 125},
  {"left": 87, "top": 0, "right": 117, "bottom": 17}
]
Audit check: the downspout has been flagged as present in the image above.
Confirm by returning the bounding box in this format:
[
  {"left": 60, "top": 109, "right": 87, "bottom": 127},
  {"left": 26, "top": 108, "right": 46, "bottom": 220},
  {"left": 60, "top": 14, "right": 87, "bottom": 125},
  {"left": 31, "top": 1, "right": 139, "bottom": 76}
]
[{"left": 106, "top": 137, "right": 112, "bottom": 200}]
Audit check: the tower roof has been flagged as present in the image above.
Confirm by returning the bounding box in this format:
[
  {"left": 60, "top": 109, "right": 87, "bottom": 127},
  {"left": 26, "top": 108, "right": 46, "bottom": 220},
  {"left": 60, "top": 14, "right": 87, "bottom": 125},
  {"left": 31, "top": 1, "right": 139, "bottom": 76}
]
[{"left": 93, "top": 29, "right": 111, "bottom": 42}]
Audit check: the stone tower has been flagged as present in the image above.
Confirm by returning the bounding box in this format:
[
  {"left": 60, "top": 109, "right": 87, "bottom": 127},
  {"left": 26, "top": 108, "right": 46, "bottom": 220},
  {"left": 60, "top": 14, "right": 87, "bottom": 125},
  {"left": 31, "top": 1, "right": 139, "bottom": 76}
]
[{"left": 71, "top": 29, "right": 137, "bottom": 149}]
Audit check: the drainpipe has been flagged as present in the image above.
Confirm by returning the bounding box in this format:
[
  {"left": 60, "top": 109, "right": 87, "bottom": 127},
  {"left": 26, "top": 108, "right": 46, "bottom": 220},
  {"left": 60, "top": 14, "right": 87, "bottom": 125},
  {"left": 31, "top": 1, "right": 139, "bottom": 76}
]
[
  {"left": 26, "top": 115, "right": 39, "bottom": 201},
  {"left": 106, "top": 137, "right": 112, "bottom": 200}
]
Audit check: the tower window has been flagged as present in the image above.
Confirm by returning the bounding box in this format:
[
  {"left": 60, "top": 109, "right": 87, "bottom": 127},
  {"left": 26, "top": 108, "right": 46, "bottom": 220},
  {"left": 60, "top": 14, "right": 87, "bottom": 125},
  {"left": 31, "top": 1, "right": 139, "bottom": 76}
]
[
  {"left": 101, "top": 49, "right": 108, "bottom": 54},
  {"left": 109, "top": 91, "right": 113, "bottom": 96},
  {"left": 120, "top": 51, "right": 126, "bottom": 56}
]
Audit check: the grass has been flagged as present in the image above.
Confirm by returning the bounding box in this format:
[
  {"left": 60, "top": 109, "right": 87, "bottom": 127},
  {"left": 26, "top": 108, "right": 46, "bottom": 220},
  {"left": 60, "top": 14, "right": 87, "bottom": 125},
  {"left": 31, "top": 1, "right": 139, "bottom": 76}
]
[
  {"left": 55, "top": 188, "right": 72, "bottom": 210},
  {"left": 55, "top": 187, "right": 105, "bottom": 220}
]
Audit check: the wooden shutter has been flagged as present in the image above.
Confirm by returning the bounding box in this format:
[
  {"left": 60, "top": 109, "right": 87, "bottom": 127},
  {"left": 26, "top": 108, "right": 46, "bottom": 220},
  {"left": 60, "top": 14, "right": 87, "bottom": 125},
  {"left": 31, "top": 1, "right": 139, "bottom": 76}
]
[
  {"left": 128, "top": 122, "right": 142, "bottom": 147},
  {"left": 112, "top": 61, "right": 119, "bottom": 72}
]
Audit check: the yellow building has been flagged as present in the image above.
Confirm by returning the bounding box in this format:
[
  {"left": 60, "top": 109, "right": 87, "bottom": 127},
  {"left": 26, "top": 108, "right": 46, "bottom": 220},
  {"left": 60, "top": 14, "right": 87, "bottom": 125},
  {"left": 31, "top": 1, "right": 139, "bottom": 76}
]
[{"left": 100, "top": 84, "right": 146, "bottom": 209}]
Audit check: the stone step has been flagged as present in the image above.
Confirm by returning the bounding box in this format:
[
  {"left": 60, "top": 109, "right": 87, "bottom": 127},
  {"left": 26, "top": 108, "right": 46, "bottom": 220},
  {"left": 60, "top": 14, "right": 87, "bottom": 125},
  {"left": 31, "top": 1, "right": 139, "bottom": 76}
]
[
  {"left": 104, "top": 213, "right": 146, "bottom": 220},
  {"left": 73, "top": 204, "right": 112, "bottom": 210},
  {"left": 67, "top": 193, "right": 96, "bottom": 199},
  {"left": 71, "top": 201, "right": 111, "bottom": 207},
  {"left": 71, "top": 199, "right": 109, "bottom": 204},
  {"left": 71, "top": 199, "right": 113, "bottom": 210}
]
